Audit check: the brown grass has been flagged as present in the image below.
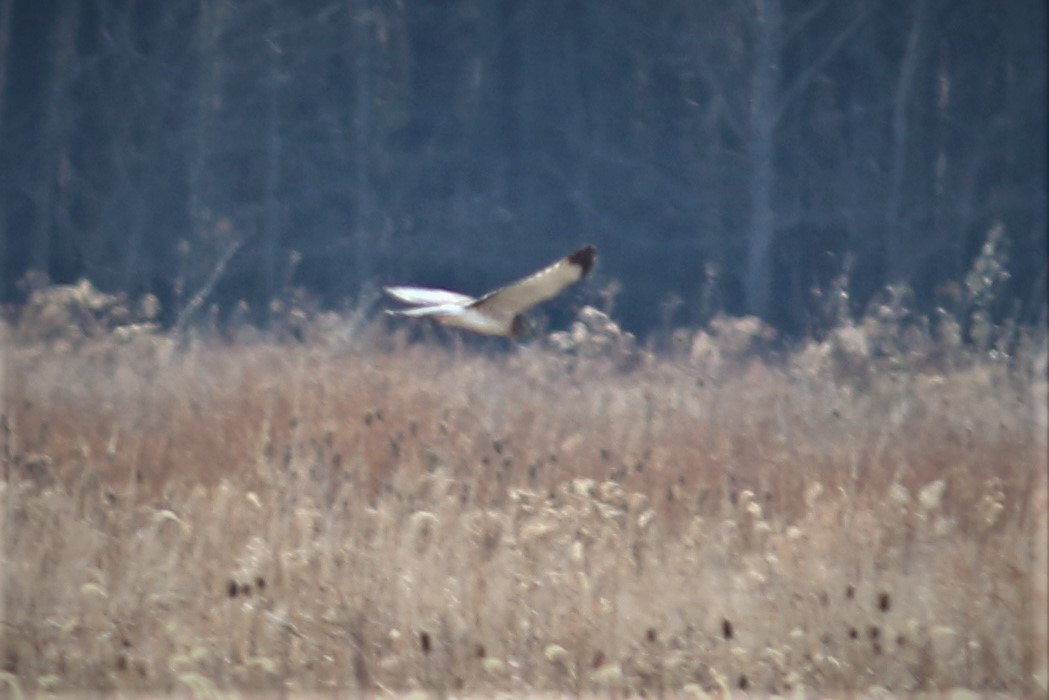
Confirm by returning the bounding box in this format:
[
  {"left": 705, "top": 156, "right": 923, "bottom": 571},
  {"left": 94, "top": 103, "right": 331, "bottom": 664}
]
[{"left": 1, "top": 320, "right": 1046, "bottom": 697}]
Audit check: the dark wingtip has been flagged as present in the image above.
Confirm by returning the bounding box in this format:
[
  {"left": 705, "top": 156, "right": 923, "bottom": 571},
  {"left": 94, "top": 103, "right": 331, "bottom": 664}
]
[{"left": 568, "top": 245, "right": 597, "bottom": 277}]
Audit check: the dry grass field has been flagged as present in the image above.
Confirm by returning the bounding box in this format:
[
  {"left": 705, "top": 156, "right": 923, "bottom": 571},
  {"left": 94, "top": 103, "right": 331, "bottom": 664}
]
[{"left": 1, "top": 301, "right": 1046, "bottom": 697}]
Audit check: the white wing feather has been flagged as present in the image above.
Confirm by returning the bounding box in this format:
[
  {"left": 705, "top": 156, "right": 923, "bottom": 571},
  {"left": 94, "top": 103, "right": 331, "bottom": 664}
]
[
  {"left": 383, "top": 286, "right": 476, "bottom": 307},
  {"left": 385, "top": 303, "right": 469, "bottom": 317},
  {"left": 385, "top": 303, "right": 510, "bottom": 335}
]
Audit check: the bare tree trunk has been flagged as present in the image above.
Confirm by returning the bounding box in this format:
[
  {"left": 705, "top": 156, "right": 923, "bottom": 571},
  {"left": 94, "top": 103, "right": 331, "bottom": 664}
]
[
  {"left": 188, "top": 0, "right": 227, "bottom": 244},
  {"left": 885, "top": 0, "right": 928, "bottom": 282},
  {"left": 351, "top": 0, "right": 373, "bottom": 286},
  {"left": 262, "top": 0, "right": 284, "bottom": 301},
  {"left": 31, "top": 0, "right": 79, "bottom": 277},
  {"left": 743, "top": 0, "right": 782, "bottom": 318},
  {"left": 178, "top": 0, "right": 231, "bottom": 326},
  {"left": 0, "top": 0, "right": 12, "bottom": 286}
]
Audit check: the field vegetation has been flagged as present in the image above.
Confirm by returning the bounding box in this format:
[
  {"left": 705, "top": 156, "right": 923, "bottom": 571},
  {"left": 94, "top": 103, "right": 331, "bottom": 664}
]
[{"left": 1, "top": 278, "right": 1046, "bottom": 697}]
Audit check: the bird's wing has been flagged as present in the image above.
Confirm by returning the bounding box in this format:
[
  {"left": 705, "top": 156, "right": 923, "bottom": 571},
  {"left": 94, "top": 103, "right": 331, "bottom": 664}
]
[
  {"left": 472, "top": 245, "right": 596, "bottom": 317},
  {"left": 385, "top": 303, "right": 468, "bottom": 318},
  {"left": 385, "top": 303, "right": 511, "bottom": 336},
  {"left": 384, "top": 286, "right": 476, "bottom": 307}
]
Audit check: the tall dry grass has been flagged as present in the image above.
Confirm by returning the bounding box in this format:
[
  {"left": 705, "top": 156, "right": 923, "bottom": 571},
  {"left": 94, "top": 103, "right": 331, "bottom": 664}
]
[{"left": 1, "top": 315, "right": 1046, "bottom": 697}]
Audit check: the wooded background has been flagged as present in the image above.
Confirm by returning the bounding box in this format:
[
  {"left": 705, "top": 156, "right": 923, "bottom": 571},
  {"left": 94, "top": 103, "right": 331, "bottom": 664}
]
[{"left": 0, "top": 0, "right": 1045, "bottom": 336}]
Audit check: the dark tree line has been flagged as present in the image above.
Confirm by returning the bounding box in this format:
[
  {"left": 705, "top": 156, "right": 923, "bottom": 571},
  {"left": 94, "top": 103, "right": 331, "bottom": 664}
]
[{"left": 0, "top": 0, "right": 1045, "bottom": 336}]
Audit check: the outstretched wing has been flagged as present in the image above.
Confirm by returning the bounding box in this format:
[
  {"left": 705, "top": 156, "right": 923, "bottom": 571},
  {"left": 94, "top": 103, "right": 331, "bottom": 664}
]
[
  {"left": 472, "top": 245, "right": 596, "bottom": 318},
  {"left": 385, "top": 303, "right": 514, "bottom": 336},
  {"left": 384, "top": 286, "right": 476, "bottom": 307}
]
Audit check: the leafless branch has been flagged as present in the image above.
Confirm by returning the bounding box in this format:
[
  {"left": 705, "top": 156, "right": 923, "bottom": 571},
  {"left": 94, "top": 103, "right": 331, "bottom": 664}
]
[{"left": 173, "top": 234, "right": 245, "bottom": 338}]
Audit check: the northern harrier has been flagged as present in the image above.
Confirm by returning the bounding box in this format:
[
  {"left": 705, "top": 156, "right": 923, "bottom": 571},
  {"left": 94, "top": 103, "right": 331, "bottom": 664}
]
[{"left": 384, "top": 245, "right": 596, "bottom": 338}]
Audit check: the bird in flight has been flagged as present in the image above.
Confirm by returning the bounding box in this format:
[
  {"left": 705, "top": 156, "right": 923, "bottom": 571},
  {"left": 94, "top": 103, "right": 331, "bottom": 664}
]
[{"left": 384, "top": 244, "right": 596, "bottom": 338}]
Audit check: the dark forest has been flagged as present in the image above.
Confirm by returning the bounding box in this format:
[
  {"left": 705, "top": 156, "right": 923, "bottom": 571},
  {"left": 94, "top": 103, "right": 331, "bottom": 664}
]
[{"left": 0, "top": 0, "right": 1045, "bottom": 337}]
